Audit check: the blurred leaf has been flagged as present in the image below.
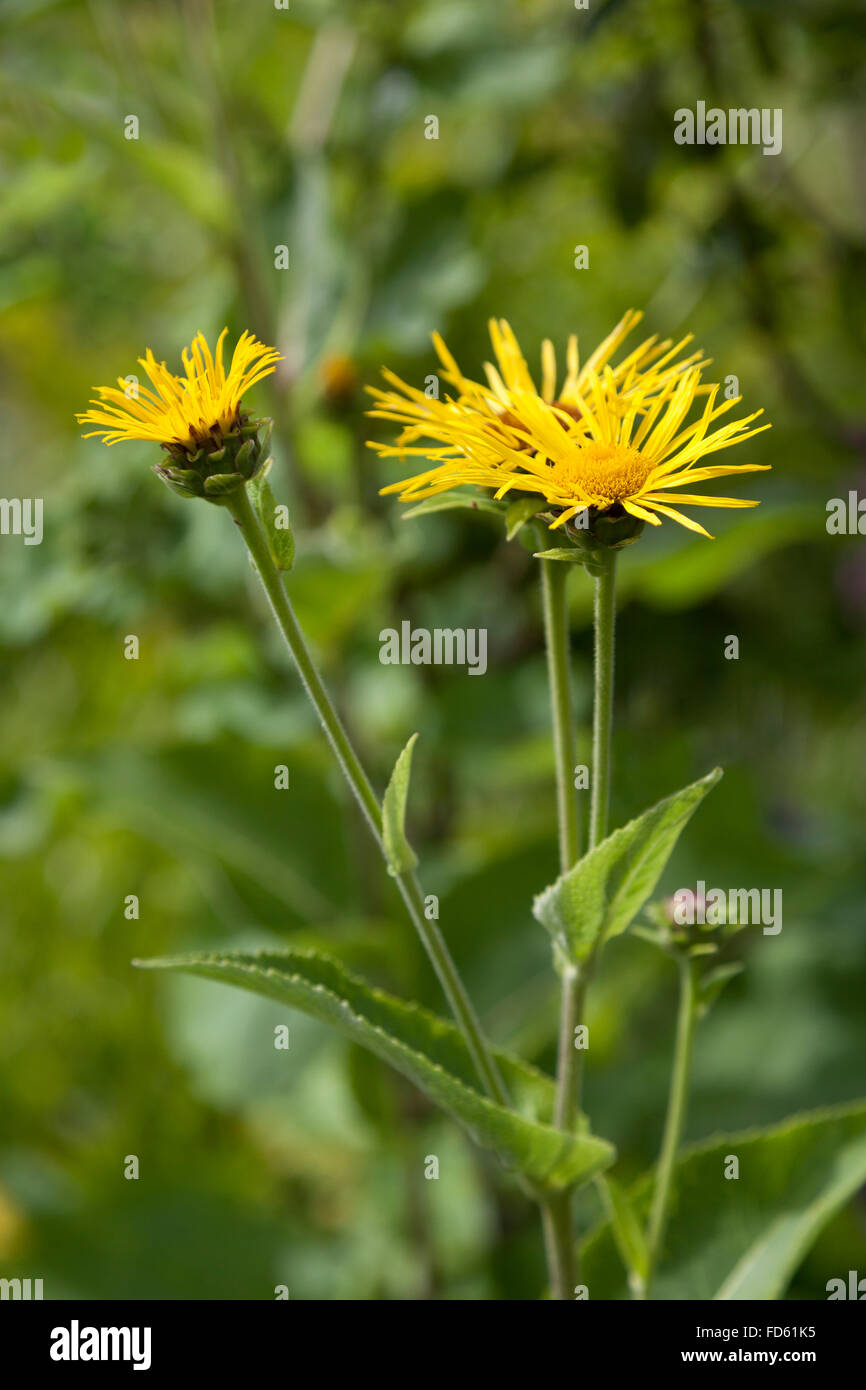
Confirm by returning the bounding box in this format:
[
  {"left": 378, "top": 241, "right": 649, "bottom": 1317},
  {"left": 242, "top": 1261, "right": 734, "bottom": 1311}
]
[
  {"left": 697, "top": 962, "right": 744, "bottom": 1020},
  {"left": 597, "top": 1175, "right": 649, "bottom": 1287},
  {"left": 533, "top": 770, "right": 722, "bottom": 963},
  {"left": 57, "top": 751, "right": 333, "bottom": 921},
  {"left": 533, "top": 548, "right": 584, "bottom": 563},
  {"left": 505, "top": 498, "right": 542, "bottom": 540},
  {"left": 401, "top": 491, "right": 504, "bottom": 519},
  {"left": 382, "top": 732, "right": 419, "bottom": 876},
  {"left": 136, "top": 948, "right": 616, "bottom": 1191},
  {"left": 623, "top": 506, "right": 819, "bottom": 612},
  {"left": 582, "top": 1100, "right": 866, "bottom": 1300}
]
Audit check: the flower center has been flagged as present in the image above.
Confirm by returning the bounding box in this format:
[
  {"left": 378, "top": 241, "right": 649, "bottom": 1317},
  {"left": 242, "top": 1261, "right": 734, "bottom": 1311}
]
[{"left": 553, "top": 441, "right": 653, "bottom": 504}]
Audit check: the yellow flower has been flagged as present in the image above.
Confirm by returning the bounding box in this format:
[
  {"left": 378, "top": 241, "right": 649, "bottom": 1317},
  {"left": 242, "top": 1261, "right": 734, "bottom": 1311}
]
[
  {"left": 77, "top": 328, "right": 282, "bottom": 451},
  {"left": 368, "top": 312, "right": 771, "bottom": 538}
]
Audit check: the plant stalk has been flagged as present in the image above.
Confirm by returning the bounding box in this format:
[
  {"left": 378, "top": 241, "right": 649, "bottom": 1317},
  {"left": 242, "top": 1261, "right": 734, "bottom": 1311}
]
[
  {"left": 538, "top": 542, "right": 581, "bottom": 873},
  {"left": 589, "top": 549, "right": 617, "bottom": 851},
  {"left": 537, "top": 540, "right": 582, "bottom": 1299},
  {"left": 645, "top": 954, "right": 699, "bottom": 1295},
  {"left": 558, "top": 552, "right": 618, "bottom": 1145},
  {"left": 540, "top": 1190, "right": 576, "bottom": 1303},
  {"left": 542, "top": 547, "right": 618, "bottom": 1297},
  {"left": 574, "top": 547, "right": 618, "bottom": 1104},
  {"left": 225, "top": 485, "right": 508, "bottom": 1108}
]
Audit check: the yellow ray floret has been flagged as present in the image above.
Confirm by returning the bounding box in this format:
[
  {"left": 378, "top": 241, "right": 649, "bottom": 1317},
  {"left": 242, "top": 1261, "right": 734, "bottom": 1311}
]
[
  {"left": 367, "top": 312, "right": 771, "bottom": 538},
  {"left": 77, "top": 329, "right": 283, "bottom": 449}
]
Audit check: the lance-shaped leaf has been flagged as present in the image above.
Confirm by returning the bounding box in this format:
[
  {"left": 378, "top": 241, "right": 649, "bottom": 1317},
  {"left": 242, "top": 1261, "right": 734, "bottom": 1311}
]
[
  {"left": 532, "top": 547, "right": 585, "bottom": 563},
  {"left": 135, "top": 948, "right": 615, "bottom": 1191},
  {"left": 533, "top": 768, "right": 722, "bottom": 963},
  {"left": 505, "top": 498, "right": 543, "bottom": 540},
  {"left": 402, "top": 491, "right": 504, "bottom": 519},
  {"left": 596, "top": 1175, "right": 649, "bottom": 1288},
  {"left": 581, "top": 1100, "right": 866, "bottom": 1300},
  {"left": 382, "top": 733, "right": 419, "bottom": 876}
]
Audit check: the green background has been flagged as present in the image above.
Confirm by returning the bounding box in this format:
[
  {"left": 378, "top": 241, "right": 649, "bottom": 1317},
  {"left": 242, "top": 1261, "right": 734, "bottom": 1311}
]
[{"left": 1, "top": 0, "right": 864, "bottom": 1299}]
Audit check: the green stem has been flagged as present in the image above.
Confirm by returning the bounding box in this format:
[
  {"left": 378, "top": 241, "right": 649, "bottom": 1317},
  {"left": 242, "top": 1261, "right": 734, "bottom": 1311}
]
[
  {"left": 589, "top": 549, "right": 617, "bottom": 851},
  {"left": 540, "top": 1190, "right": 576, "bottom": 1302},
  {"left": 573, "top": 548, "right": 618, "bottom": 1105},
  {"left": 645, "top": 954, "right": 699, "bottom": 1295},
  {"left": 225, "top": 485, "right": 508, "bottom": 1109},
  {"left": 538, "top": 545, "right": 585, "bottom": 1128},
  {"left": 537, "top": 539, "right": 583, "bottom": 1298},
  {"left": 538, "top": 541, "right": 581, "bottom": 873},
  {"left": 543, "top": 548, "right": 618, "bottom": 1298}
]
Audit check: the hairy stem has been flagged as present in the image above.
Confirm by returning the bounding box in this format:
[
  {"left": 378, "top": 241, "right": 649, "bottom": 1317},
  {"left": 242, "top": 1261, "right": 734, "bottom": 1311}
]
[
  {"left": 544, "top": 547, "right": 618, "bottom": 1297},
  {"left": 645, "top": 954, "right": 699, "bottom": 1295},
  {"left": 540, "top": 1190, "right": 576, "bottom": 1303},
  {"left": 225, "top": 485, "right": 508, "bottom": 1108},
  {"left": 589, "top": 549, "right": 617, "bottom": 851},
  {"left": 573, "top": 548, "right": 618, "bottom": 1103},
  {"left": 537, "top": 541, "right": 582, "bottom": 1298},
  {"left": 538, "top": 544, "right": 581, "bottom": 873}
]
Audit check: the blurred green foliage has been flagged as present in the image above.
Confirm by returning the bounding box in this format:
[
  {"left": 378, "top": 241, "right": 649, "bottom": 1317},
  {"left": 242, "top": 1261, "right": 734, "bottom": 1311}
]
[{"left": 1, "top": 0, "right": 864, "bottom": 1299}]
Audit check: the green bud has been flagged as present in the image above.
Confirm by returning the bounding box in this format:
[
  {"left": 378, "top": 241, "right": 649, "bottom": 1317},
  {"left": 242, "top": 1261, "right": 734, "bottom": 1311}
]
[
  {"left": 234, "top": 439, "right": 257, "bottom": 478},
  {"left": 154, "top": 465, "right": 205, "bottom": 499},
  {"left": 156, "top": 414, "right": 274, "bottom": 505},
  {"left": 564, "top": 505, "right": 645, "bottom": 552},
  {"left": 204, "top": 472, "right": 246, "bottom": 497}
]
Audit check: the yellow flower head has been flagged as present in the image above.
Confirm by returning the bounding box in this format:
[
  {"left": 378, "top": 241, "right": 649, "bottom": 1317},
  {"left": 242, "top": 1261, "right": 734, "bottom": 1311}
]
[
  {"left": 77, "top": 328, "right": 282, "bottom": 453},
  {"left": 367, "top": 311, "right": 771, "bottom": 539}
]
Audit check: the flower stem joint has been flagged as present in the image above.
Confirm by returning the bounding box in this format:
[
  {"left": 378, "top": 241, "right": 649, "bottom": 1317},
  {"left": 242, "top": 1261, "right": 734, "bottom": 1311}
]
[
  {"left": 154, "top": 414, "right": 274, "bottom": 503},
  {"left": 563, "top": 505, "right": 645, "bottom": 574}
]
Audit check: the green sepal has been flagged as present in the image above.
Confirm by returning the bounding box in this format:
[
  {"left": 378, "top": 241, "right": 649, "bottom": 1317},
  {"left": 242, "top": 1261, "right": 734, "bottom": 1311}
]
[
  {"left": 153, "top": 465, "right": 205, "bottom": 499},
  {"left": 204, "top": 471, "right": 245, "bottom": 497},
  {"left": 565, "top": 508, "right": 646, "bottom": 551},
  {"left": 234, "top": 438, "right": 257, "bottom": 479}
]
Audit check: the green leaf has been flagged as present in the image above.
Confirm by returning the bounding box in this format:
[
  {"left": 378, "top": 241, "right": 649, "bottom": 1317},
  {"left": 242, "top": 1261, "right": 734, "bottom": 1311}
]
[
  {"left": 533, "top": 548, "right": 585, "bottom": 563},
  {"left": 697, "top": 962, "right": 744, "bottom": 1018},
  {"left": 135, "top": 948, "right": 616, "bottom": 1191},
  {"left": 505, "top": 498, "right": 543, "bottom": 539},
  {"left": 250, "top": 467, "right": 294, "bottom": 572},
  {"left": 382, "top": 733, "right": 419, "bottom": 876},
  {"left": 596, "top": 1175, "right": 649, "bottom": 1287},
  {"left": 533, "top": 769, "right": 722, "bottom": 963},
  {"left": 401, "top": 491, "right": 504, "bottom": 519},
  {"left": 582, "top": 1100, "right": 866, "bottom": 1300}
]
